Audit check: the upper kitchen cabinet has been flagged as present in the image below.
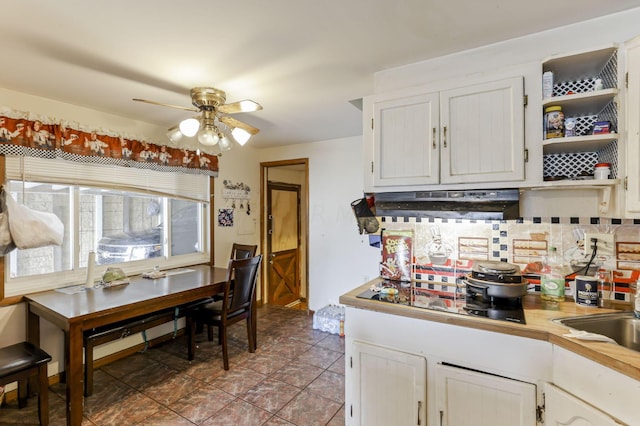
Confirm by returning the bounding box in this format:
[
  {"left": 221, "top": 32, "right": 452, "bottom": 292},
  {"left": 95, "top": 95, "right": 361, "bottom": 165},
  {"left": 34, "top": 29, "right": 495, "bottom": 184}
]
[
  {"left": 540, "top": 46, "right": 620, "bottom": 188},
  {"left": 439, "top": 77, "right": 525, "bottom": 185},
  {"left": 370, "top": 91, "right": 440, "bottom": 187},
  {"left": 624, "top": 36, "right": 640, "bottom": 216},
  {"left": 363, "top": 76, "right": 525, "bottom": 191}
]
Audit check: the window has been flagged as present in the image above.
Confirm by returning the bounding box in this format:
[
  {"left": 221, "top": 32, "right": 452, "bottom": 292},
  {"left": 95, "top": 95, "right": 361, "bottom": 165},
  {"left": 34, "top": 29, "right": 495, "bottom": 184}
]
[{"left": 4, "top": 157, "right": 210, "bottom": 297}]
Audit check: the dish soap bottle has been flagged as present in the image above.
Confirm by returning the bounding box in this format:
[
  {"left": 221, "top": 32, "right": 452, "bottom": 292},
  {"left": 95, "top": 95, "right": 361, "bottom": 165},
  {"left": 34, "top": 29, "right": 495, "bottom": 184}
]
[{"left": 541, "top": 246, "right": 565, "bottom": 302}]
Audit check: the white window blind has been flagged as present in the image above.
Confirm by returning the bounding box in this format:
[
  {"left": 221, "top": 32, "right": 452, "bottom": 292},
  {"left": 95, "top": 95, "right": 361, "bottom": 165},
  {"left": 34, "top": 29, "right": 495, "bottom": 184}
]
[{"left": 5, "top": 156, "right": 210, "bottom": 202}]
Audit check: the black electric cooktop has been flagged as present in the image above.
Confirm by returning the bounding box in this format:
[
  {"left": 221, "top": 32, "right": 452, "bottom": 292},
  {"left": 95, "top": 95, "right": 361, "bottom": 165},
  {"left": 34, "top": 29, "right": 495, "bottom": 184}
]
[{"left": 356, "top": 280, "right": 526, "bottom": 324}]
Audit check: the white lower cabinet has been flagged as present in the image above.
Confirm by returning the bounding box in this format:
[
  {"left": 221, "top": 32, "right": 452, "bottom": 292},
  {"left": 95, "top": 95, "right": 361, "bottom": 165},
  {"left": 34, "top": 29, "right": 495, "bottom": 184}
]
[
  {"left": 544, "top": 383, "right": 624, "bottom": 426},
  {"left": 436, "top": 363, "right": 537, "bottom": 426},
  {"left": 350, "top": 340, "right": 427, "bottom": 426}
]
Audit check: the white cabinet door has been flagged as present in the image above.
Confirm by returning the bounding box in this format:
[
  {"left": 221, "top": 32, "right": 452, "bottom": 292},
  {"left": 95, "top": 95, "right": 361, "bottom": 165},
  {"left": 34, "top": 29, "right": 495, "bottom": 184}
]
[
  {"left": 545, "top": 383, "right": 624, "bottom": 426},
  {"left": 625, "top": 36, "right": 640, "bottom": 215},
  {"left": 350, "top": 340, "right": 427, "bottom": 426},
  {"left": 372, "top": 92, "right": 440, "bottom": 187},
  {"left": 440, "top": 76, "right": 525, "bottom": 185},
  {"left": 436, "top": 363, "right": 537, "bottom": 426}
]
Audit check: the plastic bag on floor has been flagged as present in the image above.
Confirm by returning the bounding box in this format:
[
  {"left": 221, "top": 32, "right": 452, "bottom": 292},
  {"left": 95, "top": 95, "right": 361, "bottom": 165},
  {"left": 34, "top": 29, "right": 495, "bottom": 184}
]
[{"left": 313, "top": 305, "right": 345, "bottom": 335}]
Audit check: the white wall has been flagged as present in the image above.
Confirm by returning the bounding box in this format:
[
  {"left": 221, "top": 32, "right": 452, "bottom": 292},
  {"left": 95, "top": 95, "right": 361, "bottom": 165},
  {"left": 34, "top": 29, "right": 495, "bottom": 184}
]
[
  {"left": 375, "top": 8, "right": 640, "bottom": 93},
  {"left": 209, "top": 146, "right": 262, "bottom": 267}
]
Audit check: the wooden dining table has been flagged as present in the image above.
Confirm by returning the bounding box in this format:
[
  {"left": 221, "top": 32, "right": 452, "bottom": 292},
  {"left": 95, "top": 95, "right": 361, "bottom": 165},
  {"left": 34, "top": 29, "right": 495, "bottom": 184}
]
[{"left": 25, "top": 264, "right": 231, "bottom": 426}]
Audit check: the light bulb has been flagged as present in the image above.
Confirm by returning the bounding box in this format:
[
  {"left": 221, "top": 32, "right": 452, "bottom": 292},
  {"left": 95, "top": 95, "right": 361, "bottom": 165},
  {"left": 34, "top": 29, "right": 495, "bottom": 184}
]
[
  {"left": 219, "top": 135, "right": 232, "bottom": 151},
  {"left": 231, "top": 127, "right": 251, "bottom": 146},
  {"left": 166, "top": 127, "right": 183, "bottom": 144},
  {"left": 239, "top": 100, "right": 262, "bottom": 112},
  {"left": 179, "top": 118, "right": 200, "bottom": 137},
  {"left": 197, "top": 128, "right": 220, "bottom": 146}
]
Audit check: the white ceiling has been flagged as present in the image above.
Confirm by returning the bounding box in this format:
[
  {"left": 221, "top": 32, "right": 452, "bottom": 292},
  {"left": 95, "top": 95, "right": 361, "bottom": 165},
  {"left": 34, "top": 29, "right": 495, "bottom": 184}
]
[{"left": 3, "top": 1, "right": 640, "bottom": 149}]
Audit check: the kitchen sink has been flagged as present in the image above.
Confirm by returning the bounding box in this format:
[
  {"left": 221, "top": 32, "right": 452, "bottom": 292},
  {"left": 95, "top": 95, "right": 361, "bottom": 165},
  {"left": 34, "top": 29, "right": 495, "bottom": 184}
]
[{"left": 553, "top": 311, "right": 640, "bottom": 352}]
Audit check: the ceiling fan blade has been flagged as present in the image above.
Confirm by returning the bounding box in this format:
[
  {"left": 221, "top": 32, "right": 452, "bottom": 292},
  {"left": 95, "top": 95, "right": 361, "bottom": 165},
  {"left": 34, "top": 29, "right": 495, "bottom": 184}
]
[
  {"left": 220, "top": 116, "right": 260, "bottom": 135},
  {"left": 132, "top": 98, "right": 199, "bottom": 112},
  {"left": 217, "top": 99, "right": 263, "bottom": 114}
]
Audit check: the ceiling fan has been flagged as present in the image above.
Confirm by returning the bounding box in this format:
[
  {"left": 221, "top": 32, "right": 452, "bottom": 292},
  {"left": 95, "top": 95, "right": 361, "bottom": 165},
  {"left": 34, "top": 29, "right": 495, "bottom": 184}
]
[{"left": 133, "top": 87, "right": 262, "bottom": 151}]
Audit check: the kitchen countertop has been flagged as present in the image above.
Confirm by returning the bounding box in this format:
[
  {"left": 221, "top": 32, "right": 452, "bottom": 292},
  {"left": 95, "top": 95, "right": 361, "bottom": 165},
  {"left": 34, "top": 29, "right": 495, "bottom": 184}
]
[{"left": 340, "top": 279, "right": 640, "bottom": 382}]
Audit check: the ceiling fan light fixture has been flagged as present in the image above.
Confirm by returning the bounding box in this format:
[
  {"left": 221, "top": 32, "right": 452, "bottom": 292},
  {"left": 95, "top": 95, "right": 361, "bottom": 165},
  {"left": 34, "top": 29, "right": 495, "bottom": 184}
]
[
  {"left": 197, "top": 126, "right": 220, "bottom": 146},
  {"left": 239, "top": 100, "right": 262, "bottom": 112},
  {"left": 219, "top": 134, "right": 232, "bottom": 151},
  {"left": 179, "top": 118, "right": 200, "bottom": 137},
  {"left": 231, "top": 127, "right": 251, "bottom": 146},
  {"left": 166, "top": 126, "right": 183, "bottom": 144}
]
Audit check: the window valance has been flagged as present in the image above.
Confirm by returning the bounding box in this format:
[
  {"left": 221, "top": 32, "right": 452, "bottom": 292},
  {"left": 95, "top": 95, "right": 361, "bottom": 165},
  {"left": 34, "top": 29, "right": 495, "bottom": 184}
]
[{"left": 0, "top": 111, "right": 218, "bottom": 176}]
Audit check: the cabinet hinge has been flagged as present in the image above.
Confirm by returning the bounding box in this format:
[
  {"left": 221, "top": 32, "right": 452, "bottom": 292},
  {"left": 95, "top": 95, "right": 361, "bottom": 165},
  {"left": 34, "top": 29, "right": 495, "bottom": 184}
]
[
  {"left": 625, "top": 176, "right": 629, "bottom": 190},
  {"left": 371, "top": 118, "right": 374, "bottom": 130},
  {"left": 626, "top": 72, "right": 629, "bottom": 89},
  {"left": 523, "top": 94, "right": 528, "bottom": 107},
  {"left": 537, "top": 392, "right": 545, "bottom": 423},
  {"left": 350, "top": 356, "right": 353, "bottom": 368},
  {"left": 371, "top": 161, "right": 374, "bottom": 174},
  {"left": 350, "top": 404, "right": 353, "bottom": 417},
  {"left": 524, "top": 148, "right": 529, "bottom": 163}
]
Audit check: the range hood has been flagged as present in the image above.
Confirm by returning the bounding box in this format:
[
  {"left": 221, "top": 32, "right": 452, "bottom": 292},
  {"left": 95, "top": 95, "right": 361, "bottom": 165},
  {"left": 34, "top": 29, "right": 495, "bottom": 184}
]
[{"left": 374, "top": 189, "right": 520, "bottom": 220}]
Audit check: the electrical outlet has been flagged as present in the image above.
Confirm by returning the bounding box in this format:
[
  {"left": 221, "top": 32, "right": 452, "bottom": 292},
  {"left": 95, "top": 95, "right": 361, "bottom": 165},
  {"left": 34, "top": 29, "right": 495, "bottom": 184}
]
[{"left": 584, "top": 233, "right": 615, "bottom": 257}]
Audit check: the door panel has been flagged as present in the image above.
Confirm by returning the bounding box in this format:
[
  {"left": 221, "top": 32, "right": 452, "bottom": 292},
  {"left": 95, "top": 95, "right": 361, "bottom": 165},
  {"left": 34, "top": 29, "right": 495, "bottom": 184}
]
[
  {"left": 267, "top": 184, "right": 300, "bottom": 306},
  {"left": 268, "top": 248, "right": 299, "bottom": 305},
  {"left": 440, "top": 76, "right": 525, "bottom": 184}
]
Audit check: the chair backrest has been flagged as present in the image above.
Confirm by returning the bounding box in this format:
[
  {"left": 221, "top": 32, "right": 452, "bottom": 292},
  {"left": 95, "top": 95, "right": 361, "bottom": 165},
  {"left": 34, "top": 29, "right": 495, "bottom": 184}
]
[
  {"left": 230, "top": 243, "right": 258, "bottom": 260},
  {"left": 223, "top": 255, "right": 262, "bottom": 316}
]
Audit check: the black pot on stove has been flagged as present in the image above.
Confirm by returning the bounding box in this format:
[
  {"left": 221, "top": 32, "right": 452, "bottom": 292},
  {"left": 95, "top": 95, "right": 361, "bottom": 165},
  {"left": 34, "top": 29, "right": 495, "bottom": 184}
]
[{"left": 466, "top": 261, "right": 528, "bottom": 300}]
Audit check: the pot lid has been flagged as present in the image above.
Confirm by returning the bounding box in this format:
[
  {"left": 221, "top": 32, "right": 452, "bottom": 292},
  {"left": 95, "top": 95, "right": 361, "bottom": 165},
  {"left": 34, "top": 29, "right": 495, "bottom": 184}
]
[{"left": 473, "top": 260, "right": 520, "bottom": 275}]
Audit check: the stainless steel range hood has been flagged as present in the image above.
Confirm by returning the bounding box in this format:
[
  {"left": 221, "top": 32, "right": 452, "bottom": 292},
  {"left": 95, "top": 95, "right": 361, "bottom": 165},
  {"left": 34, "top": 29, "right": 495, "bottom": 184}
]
[{"left": 374, "top": 189, "right": 520, "bottom": 220}]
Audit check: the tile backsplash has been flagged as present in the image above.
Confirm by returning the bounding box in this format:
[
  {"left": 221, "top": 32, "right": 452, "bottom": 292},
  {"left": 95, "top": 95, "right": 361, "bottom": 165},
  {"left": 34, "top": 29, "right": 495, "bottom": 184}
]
[{"left": 379, "top": 215, "right": 640, "bottom": 303}]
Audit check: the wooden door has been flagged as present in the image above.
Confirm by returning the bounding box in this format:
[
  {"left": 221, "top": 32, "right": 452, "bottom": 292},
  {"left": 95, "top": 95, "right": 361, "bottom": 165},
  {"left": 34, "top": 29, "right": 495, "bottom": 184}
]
[{"left": 267, "top": 182, "right": 300, "bottom": 306}]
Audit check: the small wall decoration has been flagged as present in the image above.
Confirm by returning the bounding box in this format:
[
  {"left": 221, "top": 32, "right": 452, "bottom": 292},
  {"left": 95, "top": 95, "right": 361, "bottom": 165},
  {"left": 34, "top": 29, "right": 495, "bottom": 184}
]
[
  {"left": 222, "top": 180, "right": 252, "bottom": 216},
  {"left": 218, "top": 208, "right": 234, "bottom": 227}
]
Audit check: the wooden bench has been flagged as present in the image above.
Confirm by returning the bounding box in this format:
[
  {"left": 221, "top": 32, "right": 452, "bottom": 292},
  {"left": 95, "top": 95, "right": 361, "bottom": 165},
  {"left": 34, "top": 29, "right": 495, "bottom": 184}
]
[
  {"left": 0, "top": 342, "right": 52, "bottom": 426},
  {"left": 82, "top": 298, "right": 212, "bottom": 397}
]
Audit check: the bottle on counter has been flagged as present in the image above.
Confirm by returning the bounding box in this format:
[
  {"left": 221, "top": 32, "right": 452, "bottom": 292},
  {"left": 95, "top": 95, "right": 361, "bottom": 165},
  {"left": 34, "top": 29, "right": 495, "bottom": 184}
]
[{"left": 541, "top": 246, "right": 566, "bottom": 302}]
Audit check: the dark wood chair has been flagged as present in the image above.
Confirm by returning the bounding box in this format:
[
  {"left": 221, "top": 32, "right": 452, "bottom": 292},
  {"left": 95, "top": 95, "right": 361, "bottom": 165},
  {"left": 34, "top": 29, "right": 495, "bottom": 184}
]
[
  {"left": 210, "top": 243, "right": 258, "bottom": 303},
  {"left": 230, "top": 243, "right": 258, "bottom": 260},
  {"left": 0, "top": 342, "right": 51, "bottom": 426},
  {"left": 186, "top": 255, "right": 262, "bottom": 370}
]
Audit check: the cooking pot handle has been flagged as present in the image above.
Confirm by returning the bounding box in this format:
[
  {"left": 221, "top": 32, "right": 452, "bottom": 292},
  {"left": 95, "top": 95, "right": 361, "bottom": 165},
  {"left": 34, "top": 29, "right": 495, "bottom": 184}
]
[{"left": 466, "top": 280, "right": 489, "bottom": 300}]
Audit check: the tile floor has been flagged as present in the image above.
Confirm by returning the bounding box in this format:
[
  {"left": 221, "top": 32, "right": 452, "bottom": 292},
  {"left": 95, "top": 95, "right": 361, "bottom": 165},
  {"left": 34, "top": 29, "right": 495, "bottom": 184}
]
[{"left": 0, "top": 305, "right": 345, "bottom": 425}]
